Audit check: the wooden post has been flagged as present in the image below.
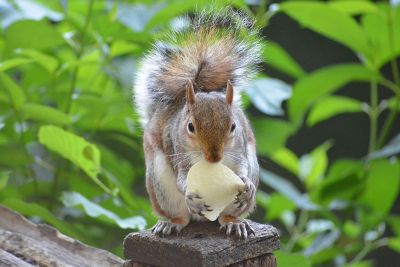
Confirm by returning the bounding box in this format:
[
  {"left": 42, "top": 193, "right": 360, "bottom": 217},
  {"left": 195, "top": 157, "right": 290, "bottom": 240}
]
[{"left": 123, "top": 220, "right": 279, "bottom": 267}]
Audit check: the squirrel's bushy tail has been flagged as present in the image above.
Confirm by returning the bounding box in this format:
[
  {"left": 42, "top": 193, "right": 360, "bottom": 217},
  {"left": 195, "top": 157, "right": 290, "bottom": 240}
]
[{"left": 134, "top": 7, "right": 262, "bottom": 126}]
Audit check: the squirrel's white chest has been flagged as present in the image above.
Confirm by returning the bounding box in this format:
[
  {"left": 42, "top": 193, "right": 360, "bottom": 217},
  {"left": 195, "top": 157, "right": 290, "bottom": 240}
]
[{"left": 153, "top": 150, "right": 189, "bottom": 217}]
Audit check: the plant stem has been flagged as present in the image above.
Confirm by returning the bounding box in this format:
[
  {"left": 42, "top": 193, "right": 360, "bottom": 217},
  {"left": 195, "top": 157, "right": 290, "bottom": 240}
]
[
  {"left": 368, "top": 80, "right": 378, "bottom": 154},
  {"left": 64, "top": 0, "right": 95, "bottom": 114},
  {"left": 350, "top": 238, "right": 388, "bottom": 264},
  {"left": 285, "top": 210, "right": 309, "bottom": 251}
]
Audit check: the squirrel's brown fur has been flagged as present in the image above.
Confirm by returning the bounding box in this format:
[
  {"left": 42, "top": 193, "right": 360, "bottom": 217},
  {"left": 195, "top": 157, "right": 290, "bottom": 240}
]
[{"left": 133, "top": 7, "right": 261, "bottom": 239}]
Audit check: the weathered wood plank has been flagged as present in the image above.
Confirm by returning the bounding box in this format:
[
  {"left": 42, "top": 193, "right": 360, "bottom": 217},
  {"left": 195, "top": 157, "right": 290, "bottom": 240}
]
[
  {"left": 0, "top": 205, "right": 124, "bottom": 267},
  {"left": 0, "top": 249, "right": 35, "bottom": 267},
  {"left": 124, "top": 220, "right": 279, "bottom": 267}
]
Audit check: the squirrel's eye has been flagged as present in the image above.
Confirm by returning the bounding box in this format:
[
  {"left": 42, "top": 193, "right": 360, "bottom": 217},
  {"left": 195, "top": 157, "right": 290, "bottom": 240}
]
[
  {"left": 230, "top": 122, "right": 236, "bottom": 132},
  {"left": 188, "top": 122, "right": 195, "bottom": 133}
]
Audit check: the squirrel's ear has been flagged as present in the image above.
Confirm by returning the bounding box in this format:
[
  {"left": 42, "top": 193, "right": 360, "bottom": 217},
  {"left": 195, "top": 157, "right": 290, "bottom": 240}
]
[
  {"left": 226, "top": 80, "right": 234, "bottom": 106},
  {"left": 186, "top": 80, "right": 196, "bottom": 105}
]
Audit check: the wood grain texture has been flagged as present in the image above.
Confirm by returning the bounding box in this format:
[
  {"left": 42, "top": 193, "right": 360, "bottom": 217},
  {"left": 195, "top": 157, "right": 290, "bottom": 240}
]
[
  {"left": 0, "top": 205, "right": 124, "bottom": 267},
  {"left": 0, "top": 249, "right": 35, "bottom": 267},
  {"left": 124, "top": 220, "right": 279, "bottom": 267}
]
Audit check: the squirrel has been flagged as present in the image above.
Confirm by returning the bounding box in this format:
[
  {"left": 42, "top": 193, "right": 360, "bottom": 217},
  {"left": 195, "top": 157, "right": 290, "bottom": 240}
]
[{"left": 133, "top": 8, "right": 261, "bottom": 239}]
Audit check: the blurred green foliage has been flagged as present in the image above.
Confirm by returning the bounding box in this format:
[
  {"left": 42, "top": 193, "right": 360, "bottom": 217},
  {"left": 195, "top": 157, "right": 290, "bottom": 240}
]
[{"left": 0, "top": 0, "right": 399, "bottom": 266}]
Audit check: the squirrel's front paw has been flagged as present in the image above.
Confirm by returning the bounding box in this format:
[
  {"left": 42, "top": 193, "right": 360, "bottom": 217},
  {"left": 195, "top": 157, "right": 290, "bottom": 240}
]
[
  {"left": 185, "top": 193, "right": 212, "bottom": 216},
  {"left": 234, "top": 178, "right": 256, "bottom": 209}
]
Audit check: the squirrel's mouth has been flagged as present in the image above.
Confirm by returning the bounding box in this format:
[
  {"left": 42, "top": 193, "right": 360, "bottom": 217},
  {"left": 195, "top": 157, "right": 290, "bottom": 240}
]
[{"left": 204, "top": 152, "right": 222, "bottom": 163}]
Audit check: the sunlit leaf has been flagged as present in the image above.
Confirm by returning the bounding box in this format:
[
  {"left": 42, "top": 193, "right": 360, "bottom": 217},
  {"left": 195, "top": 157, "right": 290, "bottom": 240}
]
[
  {"left": 361, "top": 11, "right": 400, "bottom": 68},
  {"left": 246, "top": 77, "right": 292, "bottom": 116},
  {"left": 279, "top": 1, "right": 370, "bottom": 57},
  {"left": 5, "top": 20, "right": 64, "bottom": 54},
  {"left": 61, "top": 191, "right": 146, "bottom": 230},
  {"left": 307, "top": 96, "right": 363, "bottom": 126},
  {"left": 16, "top": 49, "right": 59, "bottom": 73},
  {"left": 263, "top": 41, "right": 305, "bottom": 78},
  {"left": 38, "top": 125, "right": 100, "bottom": 180},
  {"left": 270, "top": 148, "right": 299, "bottom": 175},
  {"left": 328, "top": 1, "right": 380, "bottom": 15},
  {"left": 21, "top": 103, "right": 71, "bottom": 126},
  {"left": 110, "top": 40, "right": 141, "bottom": 57},
  {"left": 0, "top": 58, "right": 33, "bottom": 71},
  {"left": 252, "top": 118, "right": 295, "bottom": 155},
  {"left": 265, "top": 193, "right": 296, "bottom": 220},
  {"left": 343, "top": 221, "right": 362, "bottom": 238},
  {"left": 299, "top": 142, "right": 332, "bottom": 189},
  {"left": 0, "top": 73, "right": 26, "bottom": 109}
]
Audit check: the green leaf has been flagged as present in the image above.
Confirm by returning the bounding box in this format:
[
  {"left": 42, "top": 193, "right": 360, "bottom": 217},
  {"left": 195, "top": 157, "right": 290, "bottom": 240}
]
[
  {"left": 1, "top": 198, "right": 80, "bottom": 240},
  {"left": 288, "top": 64, "right": 377, "bottom": 124},
  {"left": 61, "top": 191, "right": 146, "bottom": 230},
  {"left": 361, "top": 159, "right": 400, "bottom": 216},
  {"left": 303, "top": 230, "right": 340, "bottom": 256},
  {"left": 265, "top": 193, "right": 296, "bottom": 220},
  {"left": 5, "top": 20, "right": 64, "bottom": 54},
  {"left": 263, "top": 41, "right": 305, "bottom": 78},
  {"left": 343, "top": 221, "right": 362, "bottom": 238},
  {"left": 276, "top": 251, "right": 311, "bottom": 267},
  {"left": 110, "top": 40, "right": 141, "bottom": 57},
  {"left": 307, "top": 96, "right": 363, "bottom": 126},
  {"left": 246, "top": 77, "right": 292, "bottom": 116},
  {"left": 38, "top": 125, "right": 100, "bottom": 180},
  {"left": 0, "top": 73, "right": 26, "bottom": 109},
  {"left": 144, "top": 0, "right": 209, "bottom": 31},
  {"left": 361, "top": 12, "right": 395, "bottom": 68},
  {"left": 270, "top": 148, "right": 299, "bottom": 175},
  {"left": 311, "top": 160, "right": 364, "bottom": 205},
  {"left": 388, "top": 216, "right": 400, "bottom": 236},
  {"left": 388, "top": 238, "right": 400, "bottom": 253},
  {"left": 279, "top": 1, "right": 370, "bottom": 57},
  {"left": 299, "top": 142, "right": 332, "bottom": 189},
  {"left": 260, "top": 169, "right": 319, "bottom": 210},
  {"left": 252, "top": 118, "right": 295, "bottom": 155},
  {"left": 1, "top": 0, "right": 63, "bottom": 29},
  {"left": 328, "top": 1, "right": 380, "bottom": 16},
  {"left": 0, "top": 172, "right": 9, "bottom": 191},
  {"left": 21, "top": 103, "right": 71, "bottom": 126},
  {"left": 0, "top": 58, "right": 33, "bottom": 71},
  {"left": 16, "top": 49, "right": 59, "bottom": 73}
]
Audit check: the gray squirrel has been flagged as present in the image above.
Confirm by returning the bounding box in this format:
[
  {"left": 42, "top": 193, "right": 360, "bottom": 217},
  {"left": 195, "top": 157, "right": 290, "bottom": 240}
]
[{"left": 133, "top": 8, "right": 261, "bottom": 239}]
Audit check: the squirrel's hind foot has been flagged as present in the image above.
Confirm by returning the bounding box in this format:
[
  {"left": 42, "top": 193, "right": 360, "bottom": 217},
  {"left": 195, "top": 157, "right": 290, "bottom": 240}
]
[
  {"left": 151, "top": 217, "right": 189, "bottom": 236},
  {"left": 218, "top": 216, "right": 255, "bottom": 239}
]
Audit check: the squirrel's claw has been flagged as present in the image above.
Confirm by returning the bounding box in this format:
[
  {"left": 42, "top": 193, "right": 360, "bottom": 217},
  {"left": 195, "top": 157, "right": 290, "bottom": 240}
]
[
  {"left": 185, "top": 193, "right": 212, "bottom": 216},
  {"left": 235, "top": 179, "right": 256, "bottom": 210},
  {"left": 219, "top": 218, "right": 255, "bottom": 239},
  {"left": 151, "top": 221, "right": 183, "bottom": 236}
]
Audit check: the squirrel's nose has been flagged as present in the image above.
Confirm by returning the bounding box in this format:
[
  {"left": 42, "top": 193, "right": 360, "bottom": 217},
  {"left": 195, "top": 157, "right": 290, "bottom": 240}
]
[{"left": 205, "top": 152, "right": 222, "bottom": 163}]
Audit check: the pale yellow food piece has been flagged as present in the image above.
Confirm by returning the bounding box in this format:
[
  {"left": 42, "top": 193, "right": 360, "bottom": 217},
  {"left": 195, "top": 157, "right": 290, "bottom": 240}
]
[{"left": 187, "top": 159, "right": 245, "bottom": 221}]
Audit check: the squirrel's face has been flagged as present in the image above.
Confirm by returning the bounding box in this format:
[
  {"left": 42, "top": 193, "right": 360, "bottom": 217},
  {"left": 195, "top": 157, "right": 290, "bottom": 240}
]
[{"left": 183, "top": 81, "right": 236, "bottom": 163}]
